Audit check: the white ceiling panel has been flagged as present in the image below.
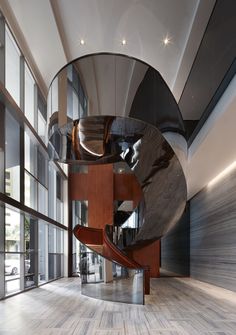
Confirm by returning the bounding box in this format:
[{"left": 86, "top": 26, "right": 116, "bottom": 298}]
[
  {"left": 54, "top": 0, "right": 200, "bottom": 89},
  {"left": 5, "top": 0, "right": 215, "bottom": 98},
  {"left": 7, "top": 0, "right": 67, "bottom": 87}
]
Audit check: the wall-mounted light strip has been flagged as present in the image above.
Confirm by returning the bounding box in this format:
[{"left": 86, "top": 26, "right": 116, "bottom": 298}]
[{"left": 207, "top": 160, "right": 236, "bottom": 187}]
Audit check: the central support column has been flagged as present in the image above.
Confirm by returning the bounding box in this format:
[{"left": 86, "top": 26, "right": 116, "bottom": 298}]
[{"left": 88, "top": 164, "right": 114, "bottom": 228}]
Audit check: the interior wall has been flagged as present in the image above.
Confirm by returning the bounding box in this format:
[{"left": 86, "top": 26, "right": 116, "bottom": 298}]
[
  {"left": 161, "top": 203, "right": 190, "bottom": 276},
  {"left": 190, "top": 168, "right": 236, "bottom": 291},
  {"left": 127, "top": 241, "right": 160, "bottom": 278}
]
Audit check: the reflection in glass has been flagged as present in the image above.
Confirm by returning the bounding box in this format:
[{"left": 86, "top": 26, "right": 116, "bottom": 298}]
[
  {"left": 56, "top": 199, "right": 63, "bottom": 224},
  {"left": 48, "top": 254, "right": 62, "bottom": 280},
  {"left": 37, "top": 93, "right": 47, "bottom": 143},
  {"left": 25, "top": 172, "right": 37, "bottom": 210},
  {"left": 5, "top": 278, "right": 20, "bottom": 295},
  {"left": 38, "top": 221, "right": 48, "bottom": 284},
  {"left": 49, "top": 225, "right": 56, "bottom": 253},
  {"left": 24, "top": 131, "right": 37, "bottom": 176},
  {"left": 37, "top": 149, "right": 48, "bottom": 187},
  {"left": 24, "top": 217, "right": 36, "bottom": 288},
  {"left": 48, "top": 226, "right": 64, "bottom": 280},
  {"left": 0, "top": 253, "right": 4, "bottom": 299},
  {"left": 81, "top": 252, "right": 144, "bottom": 304},
  {"left": 48, "top": 163, "right": 56, "bottom": 220},
  {"left": 5, "top": 110, "right": 20, "bottom": 201},
  {"left": 80, "top": 251, "right": 103, "bottom": 283},
  {"left": 38, "top": 110, "right": 47, "bottom": 143},
  {"left": 56, "top": 173, "right": 64, "bottom": 223},
  {"left": 5, "top": 253, "right": 20, "bottom": 281},
  {"left": 24, "top": 63, "right": 35, "bottom": 126},
  {"left": 56, "top": 229, "right": 63, "bottom": 254},
  {"left": 5, "top": 26, "right": 20, "bottom": 106},
  {"left": 5, "top": 208, "right": 21, "bottom": 252},
  {"left": 38, "top": 183, "right": 48, "bottom": 216},
  {"left": 51, "top": 77, "right": 59, "bottom": 115},
  {"left": 72, "top": 201, "right": 88, "bottom": 275},
  {"left": 67, "top": 64, "right": 87, "bottom": 120},
  {"left": 24, "top": 254, "right": 35, "bottom": 289}
]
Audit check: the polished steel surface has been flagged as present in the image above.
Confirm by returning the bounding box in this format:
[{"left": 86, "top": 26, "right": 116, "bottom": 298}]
[
  {"left": 47, "top": 53, "right": 187, "bottom": 304},
  {"left": 80, "top": 250, "right": 144, "bottom": 304},
  {"left": 81, "top": 270, "right": 144, "bottom": 305},
  {"left": 48, "top": 53, "right": 185, "bottom": 139},
  {"left": 49, "top": 115, "right": 186, "bottom": 242},
  {"left": 47, "top": 53, "right": 187, "bottom": 248}
]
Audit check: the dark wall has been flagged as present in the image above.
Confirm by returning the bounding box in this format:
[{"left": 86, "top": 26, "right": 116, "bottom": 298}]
[
  {"left": 179, "top": 0, "right": 236, "bottom": 145},
  {"left": 161, "top": 203, "right": 190, "bottom": 276},
  {"left": 190, "top": 169, "right": 236, "bottom": 291}
]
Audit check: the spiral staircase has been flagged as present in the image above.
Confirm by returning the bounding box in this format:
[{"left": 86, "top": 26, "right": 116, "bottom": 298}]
[{"left": 47, "top": 53, "right": 187, "bottom": 304}]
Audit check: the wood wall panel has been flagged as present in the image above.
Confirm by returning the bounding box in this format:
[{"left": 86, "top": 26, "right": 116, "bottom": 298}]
[
  {"left": 69, "top": 173, "right": 88, "bottom": 200},
  {"left": 88, "top": 165, "right": 114, "bottom": 228},
  {"left": 128, "top": 241, "right": 160, "bottom": 278},
  {"left": 190, "top": 170, "right": 236, "bottom": 291}
]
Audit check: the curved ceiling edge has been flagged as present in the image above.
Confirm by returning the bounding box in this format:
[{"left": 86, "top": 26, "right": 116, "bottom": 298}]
[{"left": 47, "top": 53, "right": 186, "bottom": 137}]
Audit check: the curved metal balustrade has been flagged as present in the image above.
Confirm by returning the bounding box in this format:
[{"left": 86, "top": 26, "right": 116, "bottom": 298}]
[{"left": 47, "top": 53, "right": 187, "bottom": 304}]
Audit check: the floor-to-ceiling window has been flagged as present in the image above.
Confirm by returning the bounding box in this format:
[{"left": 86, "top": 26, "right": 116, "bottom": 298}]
[
  {"left": 72, "top": 200, "right": 88, "bottom": 275},
  {"left": 0, "top": 12, "right": 68, "bottom": 300},
  {"left": 5, "top": 110, "right": 20, "bottom": 201},
  {"left": 4, "top": 208, "right": 23, "bottom": 296},
  {"left": 5, "top": 26, "right": 20, "bottom": 106}
]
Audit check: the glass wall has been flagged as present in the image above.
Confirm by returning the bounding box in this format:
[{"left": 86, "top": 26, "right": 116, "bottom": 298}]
[
  {"left": 24, "top": 63, "right": 35, "bottom": 126},
  {"left": 1, "top": 205, "right": 64, "bottom": 298},
  {"left": 5, "top": 208, "right": 22, "bottom": 296},
  {"left": 24, "top": 216, "right": 37, "bottom": 289},
  {"left": 72, "top": 200, "right": 88, "bottom": 275},
  {"left": 24, "top": 130, "right": 49, "bottom": 215},
  {"left": 38, "top": 220, "right": 47, "bottom": 284},
  {"left": 67, "top": 64, "right": 87, "bottom": 120},
  {"left": 5, "top": 208, "right": 26, "bottom": 295},
  {"left": 5, "top": 26, "right": 21, "bottom": 106},
  {"left": 56, "top": 172, "right": 64, "bottom": 224},
  {"left": 47, "top": 64, "right": 87, "bottom": 125},
  {"left": 48, "top": 226, "right": 64, "bottom": 280},
  {"left": 5, "top": 110, "right": 20, "bottom": 201},
  {"left": 37, "top": 93, "right": 47, "bottom": 143},
  {"left": 0, "top": 16, "right": 68, "bottom": 300}
]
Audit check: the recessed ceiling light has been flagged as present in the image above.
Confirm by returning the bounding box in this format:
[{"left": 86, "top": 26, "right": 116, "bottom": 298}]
[
  {"left": 80, "top": 39, "right": 85, "bottom": 45},
  {"left": 163, "top": 37, "right": 170, "bottom": 45},
  {"left": 121, "top": 39, "right": 127, "bottom": 45}
]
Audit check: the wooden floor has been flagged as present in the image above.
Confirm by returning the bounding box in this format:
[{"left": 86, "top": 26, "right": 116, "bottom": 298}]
[{"left": 0, "top": 277, "right": 236, "bottom": 335}]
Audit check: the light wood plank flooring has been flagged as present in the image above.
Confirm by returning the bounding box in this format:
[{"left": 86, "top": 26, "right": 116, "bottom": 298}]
[{"left": 0, "top": 277, "right": 236, "bottom": 335}]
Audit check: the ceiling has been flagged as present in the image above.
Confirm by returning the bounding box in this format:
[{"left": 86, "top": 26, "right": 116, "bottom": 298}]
[{"left": 1, "top": 0, "right": 215, "bottom": 104}]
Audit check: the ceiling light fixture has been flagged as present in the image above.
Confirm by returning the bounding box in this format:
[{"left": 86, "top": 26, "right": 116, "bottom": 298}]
[
  {"left": 163, "top": 37, "right": 170, "bottom": 45},
  {"left": 121, "top": 39, "right": 127, "bottom": 45},
  {"left": 80, "top": 39, "right": 85, "bottom": 45}
]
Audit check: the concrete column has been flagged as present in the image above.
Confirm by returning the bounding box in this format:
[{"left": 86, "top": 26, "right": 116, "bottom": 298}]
[{"left": 103, "top": 259, "right": 113, "bottom": 283}]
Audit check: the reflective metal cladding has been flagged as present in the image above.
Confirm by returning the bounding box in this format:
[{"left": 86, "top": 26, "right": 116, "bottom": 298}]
[
  {"left": 47, "top": 53, "right": 187, "bottom": 304},
  {"left": 47, "top": 53, "right": 187, "bottom": 241}
]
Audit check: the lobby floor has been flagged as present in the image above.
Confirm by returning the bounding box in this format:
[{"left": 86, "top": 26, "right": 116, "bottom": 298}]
[{"left": 0, "top": 276, "right": 236, "bottom": 335}]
